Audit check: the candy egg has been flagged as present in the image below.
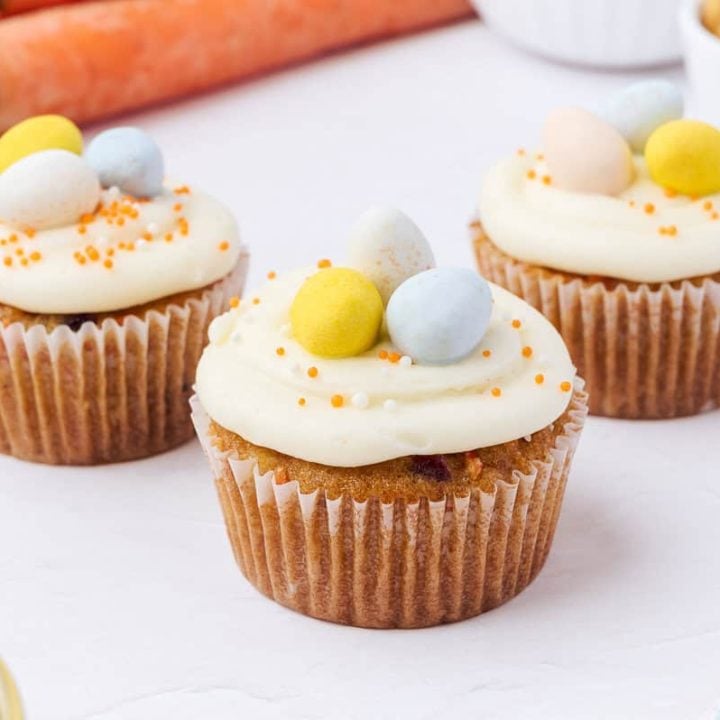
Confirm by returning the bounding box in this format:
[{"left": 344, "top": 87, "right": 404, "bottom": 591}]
[
  {"left": 600, "top": 80, "right": 683, "bottom": 152},
  {"left": 542, "top": 107, "right": 634, "bottom": 196},
  {"left": 85, "top": 127, "right": 164, "bottom": 198},
  {"left": 386, "top": 268, "right": 492, "bottom": 365},
  {"left": 290, "top": 267, "right": 383, "bottom": 358},
  {"left": 347, "top": 206, "right": 435, "bottom": 304},
  {"left": 0, "top": 115, "right": 83, "bottom": 173},
  {"left": 0, "top": 150, "right": 100, "bottom": 230},
  {"left": 645, "top": 119, "right": 720, "bottom": 196}
]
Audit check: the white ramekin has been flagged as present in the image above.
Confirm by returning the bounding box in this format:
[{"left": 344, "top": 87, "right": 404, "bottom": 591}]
[
  {"left": 680, "top": 0, "right": 720, "bottom": 123},
  {"left": 473, "top": 0, "right": 683, "bottom": 68}
]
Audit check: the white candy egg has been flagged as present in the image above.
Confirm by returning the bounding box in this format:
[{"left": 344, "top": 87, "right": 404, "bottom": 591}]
[
  {"left": 600, "top": 80, "right": 683, "bottom": 152},
  {"left": 386, "top": 268, "right": 492, "bottom": 365},
  {"left": 0, "top": 149, "right": 100, "bottom": 230},
  {"left": 543, "top": 107, "right": 634, "bottom": 196},
  {"left": 347, "top": 206, "right": 435, "bottom": 304},
  {"left": 85, "top": 127, "right": 164, "bottom": 198}
]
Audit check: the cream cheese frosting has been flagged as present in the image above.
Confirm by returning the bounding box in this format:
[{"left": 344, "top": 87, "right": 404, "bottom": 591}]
[
  {"left": 480, "top": 153, "right": 720, "bottom": 283},
  {"left": 0, "top": 185, "right": 242, "bottom": 314},
  {"left": 196, "top": 268, "right": 576, "bottom": 467}
]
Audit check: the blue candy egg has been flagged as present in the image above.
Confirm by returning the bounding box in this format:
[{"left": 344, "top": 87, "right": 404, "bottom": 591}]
[
  {"left": 85, "top": 127, "right": 164, "bottom": 198},
  {"left": 386, "top": 268, "right": 493, "bottom": 365},
  {"left": 600, "top": 80, "right": 683, "bottom": 152}
]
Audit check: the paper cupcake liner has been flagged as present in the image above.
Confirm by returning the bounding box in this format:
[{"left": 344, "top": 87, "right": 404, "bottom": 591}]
[
  {"left": 0, "top": 255, "right": 248, "bottom": 465},
  {"left": 191, "top": 386, "right": 587, "bottom": 629},
  {"left": 473, "top": 227, "right": 720, "bottom": 418}
]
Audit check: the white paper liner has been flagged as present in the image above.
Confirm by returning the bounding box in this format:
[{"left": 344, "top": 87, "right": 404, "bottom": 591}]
[
  {"left": 474, "top": 225, "right": 720, "bottom": 418},
  {"left": 0, "top": 254, "right": 248, "bottom": 465},
  {"left": 191, "top": 384, "right": 588, "bottom": 628}
]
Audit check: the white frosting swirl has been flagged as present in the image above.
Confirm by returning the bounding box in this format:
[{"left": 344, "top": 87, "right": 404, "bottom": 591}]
[
  {"left": 196, "top": 268, "right": 576, "bottom": 467},
  {"left": 0, "top": 185, "right": 242, "bottom": 313},
  {"left": 480, "top": 154, "right": 720, "bottom": 283}
]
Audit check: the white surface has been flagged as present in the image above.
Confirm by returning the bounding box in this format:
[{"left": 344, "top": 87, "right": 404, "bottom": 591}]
[
  {"left": 473, "top": 0, "right": 684, "bottom": 68},
  {"left": 0, "top": 20, "right": 718, "bottom": 720},
  {"left": 681, "top": 0, "right": 720, "bottom": 124}
]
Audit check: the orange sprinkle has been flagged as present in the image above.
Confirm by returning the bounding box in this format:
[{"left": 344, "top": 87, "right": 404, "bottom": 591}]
[
  {"left": 690, "top": 195, "right": 699, "bottom": 202},
  {"left": 229, "top": 296, "right": 240, "bottom": 309},
  {"left": 24, "top": 228, "right": 35, "bottom": 238},
  {"left": 141, "top": 231, "right": 153, "bottom": 242},
  {"left": 522, "top": 346, "right": 533, "bottom": 358},
  {"left": 126, "top": 242, "right": 135, "bottom": 252},
  {"left": 666, "top": 225, "right": 678, "bottom": 237},
  {"left": 541, "top": 175, "right": 552, "bottom": 186},
  {"left": 173, "top": 202, "right": 183, "bottom": 212},
  {"left": 19, "top": 257, "right": 28, "bottom": 267},
  {"left": 86, "top": 246, "right": 100, "bottom": 262},
  {"left": 79, "top": 213, "right": 95, "bottom": 224},
  {"left": 307, "top": 366, "right": 318, "bottom": 378},
  {"left": 275, "top": 346, "right": 285, "bottom": 356},
  {"left": 267, "top": 271, "right": 277, "bottom": 280},
  {"left": 560, "top": 381, "right": 572, "bottom": 392},
  {"left": 218, "top": 241, "right": 230, "bottom": 251},
  {"left": 535, "top": 373, "right": 545, "bottom": 385},
  {"left": 0, "top": 240, "right": 5, "bottom": 246},
  {"left": 491, "top": 387, "right": 502, "bottom": 397},
  {"left": 174, "top": 185, "right": 191, "bottom": 195},
  {"left": 73, "top": 252, "right": 86, "bottom": 265},
  {"left": 9, "top": 234, "right": 18, "bottom": 243},
  {"left": 3, "top": 257, "right": 11, "bottom": 267},
  {"left": 526, "top": 170, "right": 537, "bottom": 180},
  {"left": 77, "top": 225, "right": 87, "bottom": 235},
  {"left": 628, "top": 200, "right": 636, "bottom": 208},
  {"left": 164, "top": 233, "right": 174, "bottom": 243},
  {"left": 536, "top": 153, "right": 544, "bottom": 161},
  {"left": 713, "top": 212, "right": 719, "bottom": 221},
  {"left": 298, "top": 397, "right": 306, "bottom": 407},
  {"left": 104, "top": 258, "right": 114, "bottom": 269},
  {"left": 516, "top": 148, "right": 526, "bottom": 157},
  {"left": 704, "top": 200, "right": 714, "bottom": 211},
  {"left": 378, "top": 349, "right": 389, "bottom": 360},
  {"left": 330, "top": 394, "right": 344, "bottom": 408},
  {"left": 29, "top": 251, "right": 41, "bottom": 262},
  {"left": 14, "top": 248, "right": 23, "bottom": 257},
  {"left": 317, "top": 258, "right": 332, "bottom": 269},
  {"left": 664, "top": 188, "right": 677, "bottom": 199},
  {"left": 106, "top": 248, "right": 115, "bottom": 257},
  {"left": 644, "top": 203, "right": 655, "bottom": 215},
  {"left": 118, "top": 241, "right": 126, "bottom": 250},
  {"left": 511, "top": 319, "right": 522, "bottom": 329},
  {"left": 116, "top": 217, "right": 125, "bottom": 227},
  {"left": 482, "top": 349, "right": 492, "bottom": 358},
  {"left": 388, "top": 352, "right": 401, "bottom": 363},
  {"left": 252, "top": 297, "right": 260, "bottom": 305}
]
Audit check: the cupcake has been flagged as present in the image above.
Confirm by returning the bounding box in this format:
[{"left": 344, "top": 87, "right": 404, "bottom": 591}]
[
  {"left": 193, "top": 206, "right": 586, "bottom": 628},
  {"left": 0, "top": 116, "right": 247, "bottom": 464},
  {"left": 474, "top": 81, "right": 720, "bottom": 419}
]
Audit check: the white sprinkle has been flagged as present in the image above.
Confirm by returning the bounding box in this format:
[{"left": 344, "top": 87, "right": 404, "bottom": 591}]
[
  {"left": 106, "top": 186, "right": 121, "bottom": 201},
  {"left": 351, "top": 392, "right": 369, "bottom": 409},
  {"left": 231, "top": 331, "right": 243, "bottom": 343},
  {"left": 145, "top": 222, "right": 159, "bottom": 235},
  {"left": 523, "top": 435, "right": 532, "bottom": 442},
  {"left": 95, "top": 235, "right": 110, "bottom": 248},
  {"left": 135, "top": 238, "right": 148, "bottom": 249},
  {"left": 279, "top": 323, "right": 291, "bottom": 337},
  {"left": 290, "top": 362, "right": 303, "bottom": 376},
  {"left": 399, "top": 355, "right": 412, "bottom": 367},
  {"left": 383, "top": 399, "right": 397, "bottom": 411}
]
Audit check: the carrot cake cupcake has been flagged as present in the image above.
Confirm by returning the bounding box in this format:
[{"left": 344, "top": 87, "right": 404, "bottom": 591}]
[
  {"left": 193, "top": 206, "right": 587, "bottom": 628},
  {"left": 0, "top": 116, "right": 247, "bottom": 464},
  {"left": 474, "top": 80, "right": 720, "bottom": 418}
]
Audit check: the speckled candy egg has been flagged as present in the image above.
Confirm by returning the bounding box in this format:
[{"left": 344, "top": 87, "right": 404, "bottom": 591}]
[
  {"left": 0, "top": 149, "right": 100, "bottom": 230},
  {"left": 0, "top": 115, "right": 83, "bottom": 173},
  {"left": 85, "top": 127, "right": 164, "bottom": 198},
  {"left": 291, "top": 267, "right": 384, "bottom": 358},
  {"left": 542, "top": 107, "right": 634, "bottom": 196},
  {"left": 600, "top": 80, "right": 683, "bottom": 152},
  {"left": 347, "top": 206, "right": 435, "bottom": 304},
  {"left": 645, "top": 119, "right": 720, "bottom": 196},
  {"left": 386, "top": 268, "right": 492, "bottom": 365}
]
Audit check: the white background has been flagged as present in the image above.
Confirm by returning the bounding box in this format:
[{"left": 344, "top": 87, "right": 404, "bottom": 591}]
[{"left": 2, "top": 18, "right": 719, "bottom": 720}]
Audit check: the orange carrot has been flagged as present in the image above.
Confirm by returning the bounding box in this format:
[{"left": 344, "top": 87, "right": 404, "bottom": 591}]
[
  {"left": 1, "top": 0, "right": 79, "bottom": 14},
  {"left": 0, "top": 0, "right": 474, "bottom": 129}
]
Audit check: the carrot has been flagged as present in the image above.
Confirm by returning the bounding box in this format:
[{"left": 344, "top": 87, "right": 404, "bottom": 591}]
[
  {"left": 0, "top": 0, "right": 474, "bottom": 130},
  {"left": 1, "top": 0, "right": 79, "bottom": 14}
]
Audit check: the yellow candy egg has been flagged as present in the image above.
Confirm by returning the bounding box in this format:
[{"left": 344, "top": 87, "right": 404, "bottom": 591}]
[
  {"left": 0, "top": 115, "right": 83, "bottom": 173},
  {"left": 290, "top": 267, "right": 383, "bottom": 358},
  {"left": 645, "top": 119, "right": 720, "bottom": 196}
]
